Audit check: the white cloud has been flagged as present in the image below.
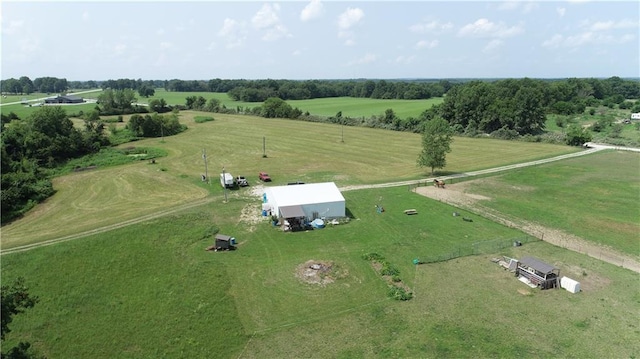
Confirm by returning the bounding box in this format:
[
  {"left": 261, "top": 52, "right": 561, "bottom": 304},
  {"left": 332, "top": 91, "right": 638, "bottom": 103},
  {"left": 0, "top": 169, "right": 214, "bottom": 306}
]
[
  {"left": 483, "top": 39, "right": 503, "bottom": 53},
  {"left": 300, "top": 0, "right": 324, "bottom": 22},
  {"left": 114, "top": 43, "right": 127, "bottom": 56},
  {"left": 458, "top": 18, "right": 524, "bottom": 38},
  {"left": 157, "top": 28, "right": 165, "bottom": 36},
  {"left": 409, "top": 20, "right": 453, "bottom": 34},
  {"left": 252, "top": 3, "right": 290, "bottom": 41},
  {"left": 556, "top": 7, "right": 566, "bottom": 17},
  {"left": 338, "top": 7, "right": 364, "bottom": 30},
  {"left": 2, "top": 20, "right": 24, "bottom": 35},
  {"left": 542, "top": 31, "right": 636, "bottom": 48},
  {"left": 395, "top": 55, "right": 416, "bottom": 65},
  {"left": 542, "top": 34, "right": 564, "bottom": 48},
  {"left": 252, "top": 3, "right": 280, "bottom": 29},
  {"left": 347, "top": 53, "right": 376, "bottom": 66},
  {"left": 414, "top": 39, "right": 439, "bottom": 50},
  {"left": 292, "top": 49, "right": 302, "bottom": 56},
  {"left": 589, "top": 19, "right": 639, "bottom": 31},
  {"left": 82, "top": 11, "right": 90, "bottom": 22},
  {"left": 159, "top": 42, "right": 173, "bottom": 50},
  {"left": 337, "top": 7, "right": 364, "bottom": 45},
  {"left": 218, "top": 18, "right": 247, "bottom": 48},
  {"left": 497, "top": 1, "right": 538, "bottom": 13}
]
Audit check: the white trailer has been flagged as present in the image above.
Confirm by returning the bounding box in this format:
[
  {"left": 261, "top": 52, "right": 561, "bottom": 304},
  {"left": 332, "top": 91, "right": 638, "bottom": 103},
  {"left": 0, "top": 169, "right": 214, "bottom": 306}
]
[{"left": 220, "top": 172, "right": 235, "bottom": 188}]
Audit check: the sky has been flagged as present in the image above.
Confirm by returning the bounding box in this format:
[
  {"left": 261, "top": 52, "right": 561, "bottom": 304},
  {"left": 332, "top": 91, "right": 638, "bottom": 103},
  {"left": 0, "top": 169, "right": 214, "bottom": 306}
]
[{"left": 1, "top": 1, "right": 639, "bottom": 81}]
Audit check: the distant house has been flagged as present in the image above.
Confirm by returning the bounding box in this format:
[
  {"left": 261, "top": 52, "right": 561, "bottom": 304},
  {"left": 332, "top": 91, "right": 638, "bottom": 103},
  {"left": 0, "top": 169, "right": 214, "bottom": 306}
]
[
  {"left": 44, "top": 95, "right": 84, "bottom": 104},
  {"left": 631, "top": 113, "right": 640, "bottom": 120}
]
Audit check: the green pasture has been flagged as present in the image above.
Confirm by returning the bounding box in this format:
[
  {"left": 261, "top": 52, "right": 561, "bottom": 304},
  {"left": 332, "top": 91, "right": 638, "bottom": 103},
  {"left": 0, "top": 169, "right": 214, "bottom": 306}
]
[
  {"left": 0, "top": 111, "right": 577, "bottom": 248},
  {"left": 462, "top": 150, "right": 640, "bottom": 257},
  {"left": 137, "top": 89, "right": 443, "bottom": 119},
  {"left": 2, "top": 186, "right": 638, "bottom": 358}
]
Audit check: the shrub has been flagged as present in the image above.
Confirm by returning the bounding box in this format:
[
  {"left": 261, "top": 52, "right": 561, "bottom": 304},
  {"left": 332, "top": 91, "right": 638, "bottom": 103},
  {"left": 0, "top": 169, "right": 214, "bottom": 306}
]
[
  {"left": 380, "top": 262, "right": 399, "bottom": 276},
  {"left": 388, "top": 286, "right": 413, "bottom": 301}
]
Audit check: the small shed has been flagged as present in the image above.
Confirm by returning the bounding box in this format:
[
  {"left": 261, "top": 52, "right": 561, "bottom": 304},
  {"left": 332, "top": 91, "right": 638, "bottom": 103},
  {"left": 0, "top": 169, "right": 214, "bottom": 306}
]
[
  {"left": 516, "top": 256, "right": 560, "bottom": 289},
  {"left": 214, "top": 234, "right": 236, "bottom": 250}
]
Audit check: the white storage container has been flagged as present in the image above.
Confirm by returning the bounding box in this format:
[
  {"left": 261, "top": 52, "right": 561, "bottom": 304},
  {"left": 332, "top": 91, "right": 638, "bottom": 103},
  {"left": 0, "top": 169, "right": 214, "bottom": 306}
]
[{"left": 560, "top": 276, "right": 581, "bottom": 293}]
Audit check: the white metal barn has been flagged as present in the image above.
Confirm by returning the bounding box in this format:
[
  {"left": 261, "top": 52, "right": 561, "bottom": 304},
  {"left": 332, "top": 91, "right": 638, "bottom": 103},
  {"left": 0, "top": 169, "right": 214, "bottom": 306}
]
[{"left": 263, "top": 182, "right": 345, "bottom": 220}]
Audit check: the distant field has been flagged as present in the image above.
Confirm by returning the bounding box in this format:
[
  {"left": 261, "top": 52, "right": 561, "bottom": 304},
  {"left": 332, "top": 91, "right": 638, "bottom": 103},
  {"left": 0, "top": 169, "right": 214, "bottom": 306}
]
[
  {"left": 0, "top": 111, "right": 577, "bottom": 248},
  {"left": 140, "top": 90, "right": 442, "bottom": 119}
]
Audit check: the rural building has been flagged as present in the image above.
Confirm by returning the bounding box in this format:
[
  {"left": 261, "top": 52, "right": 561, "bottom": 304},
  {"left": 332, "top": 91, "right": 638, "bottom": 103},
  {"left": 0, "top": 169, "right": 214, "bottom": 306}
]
[
  {"left": 262, "top": 182, "right": 345, "bottom": 229},
  {"left": 214, "top": 234, "right": 236, "bottom": 250},
  {"left": 44, "top": 95, "right": 84, "bottom": 104},
  {"left": 516, "top": 256, "right": 560, "bottom": 290}
]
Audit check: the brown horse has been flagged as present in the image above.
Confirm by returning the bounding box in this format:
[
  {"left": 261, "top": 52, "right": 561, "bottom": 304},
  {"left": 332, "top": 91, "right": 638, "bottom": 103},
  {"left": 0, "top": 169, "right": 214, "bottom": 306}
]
[{"left": 434, "top": 179, "right": 446, "bottom": 188}]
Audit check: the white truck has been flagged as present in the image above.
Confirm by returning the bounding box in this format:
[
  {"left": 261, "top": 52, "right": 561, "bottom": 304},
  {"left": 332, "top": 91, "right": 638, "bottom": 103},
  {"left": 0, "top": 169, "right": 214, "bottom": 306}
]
[{"left": 220, "top": 172, "right": 235, "bottom": 188}]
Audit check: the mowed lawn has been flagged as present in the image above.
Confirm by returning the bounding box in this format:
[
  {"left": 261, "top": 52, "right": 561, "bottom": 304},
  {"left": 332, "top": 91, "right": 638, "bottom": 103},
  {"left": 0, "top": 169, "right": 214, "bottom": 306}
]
[
  {"left": 1, "top": 112, "right": 576, "bottom": 248},
  {"left": 2, "top": 186, "right": 638, "bottom": 358},
  {"left": 463, "top": 150, "right": 640, "bottom": 257}
]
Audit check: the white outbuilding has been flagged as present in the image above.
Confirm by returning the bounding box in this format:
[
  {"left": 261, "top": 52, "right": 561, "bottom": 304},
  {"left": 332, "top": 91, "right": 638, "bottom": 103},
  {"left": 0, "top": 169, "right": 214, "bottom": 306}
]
[{"left": 262, "top": 182, "right": 345, "bottom": 222}]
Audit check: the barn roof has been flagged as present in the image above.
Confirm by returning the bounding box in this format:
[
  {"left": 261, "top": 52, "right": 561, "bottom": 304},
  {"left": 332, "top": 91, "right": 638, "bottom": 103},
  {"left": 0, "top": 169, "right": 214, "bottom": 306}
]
[
  {"left": 265, "top": 182, "right": 344, "bottom": 207},
  {"left": 520, "top": 256, "right": 557, "bottom": 274}
]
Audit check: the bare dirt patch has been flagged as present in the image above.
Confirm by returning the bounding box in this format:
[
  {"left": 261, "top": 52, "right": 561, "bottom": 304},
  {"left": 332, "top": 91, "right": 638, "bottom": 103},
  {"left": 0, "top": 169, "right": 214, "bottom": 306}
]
[{"left": 295, "top": 260, "right": 347, "bottom": 286}]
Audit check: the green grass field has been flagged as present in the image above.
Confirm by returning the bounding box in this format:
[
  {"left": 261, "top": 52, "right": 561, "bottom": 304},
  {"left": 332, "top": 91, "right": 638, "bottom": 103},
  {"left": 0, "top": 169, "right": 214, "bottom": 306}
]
[
  {"left": 2, "top": 186, "right": 638, "bottom": 358},
  {"left": 1, "top": 103, "right": 638, "bottom": 359},
  {"left": 462, "top": 150, "right": 640, "bottom": 257},
  {"left": 0, "top": 111, "right": 576, "bottom": 248}
]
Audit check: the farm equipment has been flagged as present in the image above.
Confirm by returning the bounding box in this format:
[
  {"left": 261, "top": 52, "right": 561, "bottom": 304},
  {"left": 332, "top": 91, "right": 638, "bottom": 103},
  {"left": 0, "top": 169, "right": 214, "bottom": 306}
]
[{"left": 236, "top": 176, "right": 249, "bottom": 187}]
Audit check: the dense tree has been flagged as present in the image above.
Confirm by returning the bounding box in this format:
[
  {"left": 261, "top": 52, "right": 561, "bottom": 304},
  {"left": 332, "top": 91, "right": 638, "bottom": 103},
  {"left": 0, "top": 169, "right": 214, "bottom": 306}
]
[
  {"left": 138, "top": 85, "right": 155, "bottom": 98},
  {"left": 565, "top": 124, "right": 592, "bottom": 146},
  {"left": 127, "top": 113, "right": 185, "bottom": 137},
  {"left": 97, "top": 89, "right": 137, "bottom": 114},
  {"left": 1, "top": 107, "right": 107, "bottom": 222},
  {"left": 261, "top": 97, "right": 299, "bottom": 119},
  {"left": 1, "top": 277, "right": 39, "bottom": 340},
  {"left": 417, "top": 117, "right": 453, "bottom": 174},
  {"left": 149, "top": 98, "right": 168, "bottom": 113},
  {"left": 1, "top": 277, "right": 42, "bottom": 359},
  {"left": 185, "top": 96, "right": 206, "bottom": 110}
]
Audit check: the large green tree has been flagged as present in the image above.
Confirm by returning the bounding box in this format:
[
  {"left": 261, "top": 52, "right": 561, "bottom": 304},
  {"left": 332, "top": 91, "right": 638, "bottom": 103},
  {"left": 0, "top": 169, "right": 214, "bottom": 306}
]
[
  {"left": 417, "top": 117, "right": 453, "bottom": 175},
  {"left": 1, "top": 277, "right": 42, "bottom": 359}
]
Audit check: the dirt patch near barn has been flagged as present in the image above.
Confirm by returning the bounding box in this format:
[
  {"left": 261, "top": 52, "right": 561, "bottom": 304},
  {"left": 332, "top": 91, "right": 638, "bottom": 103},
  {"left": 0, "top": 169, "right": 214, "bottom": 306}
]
[
  {"left": 295, "top": 260, "right": 347, "bottom": 286},
  {"left": 414, "top": 182, "right": 640, "bottom": 274}
]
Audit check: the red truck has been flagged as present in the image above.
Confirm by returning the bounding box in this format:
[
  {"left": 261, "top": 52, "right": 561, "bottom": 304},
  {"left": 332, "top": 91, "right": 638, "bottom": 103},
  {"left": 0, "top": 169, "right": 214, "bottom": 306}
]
[{"left": 259, "top": 172, "right": 272, "bottom": 182}]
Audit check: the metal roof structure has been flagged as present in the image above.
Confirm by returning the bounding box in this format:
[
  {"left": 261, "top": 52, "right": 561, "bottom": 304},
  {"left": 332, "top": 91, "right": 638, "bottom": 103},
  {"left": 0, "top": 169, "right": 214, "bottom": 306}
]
[
  {"left": 519, "top": 256, "right": 557, "bottom": 274},
  {"left": 265, "top": 182, "right": 345, "bottom": 207}
]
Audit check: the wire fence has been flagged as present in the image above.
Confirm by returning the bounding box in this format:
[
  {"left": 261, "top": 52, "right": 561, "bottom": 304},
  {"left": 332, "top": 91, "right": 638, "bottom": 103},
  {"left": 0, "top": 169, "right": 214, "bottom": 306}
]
[{"left": 418, "top": 236, "right": 540, "bottom": 264}]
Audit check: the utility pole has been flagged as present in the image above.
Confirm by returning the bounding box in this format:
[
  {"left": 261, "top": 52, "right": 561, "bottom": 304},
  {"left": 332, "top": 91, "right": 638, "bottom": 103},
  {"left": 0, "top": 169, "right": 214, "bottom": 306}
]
[
  {"left": 202, "top": 149, "right": 209, "bottom": 184},
  {"left": 262, "top": 136, "right": 267, "bottom": 158},
  {"left": 222, "top": 166, "right": 228, "bottom": 203}
]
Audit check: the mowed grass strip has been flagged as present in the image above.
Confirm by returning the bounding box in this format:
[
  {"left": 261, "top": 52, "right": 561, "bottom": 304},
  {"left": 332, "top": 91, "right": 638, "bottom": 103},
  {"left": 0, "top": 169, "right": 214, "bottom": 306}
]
[
  {"left": 1, "top": 111, "right": 576, "bottom": 249},
  {"left": 464, "top": 150, "right": 640, "bottom": 257},
  {"left": 2, "top": 188, "right": 637, "bottom": 358}
]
